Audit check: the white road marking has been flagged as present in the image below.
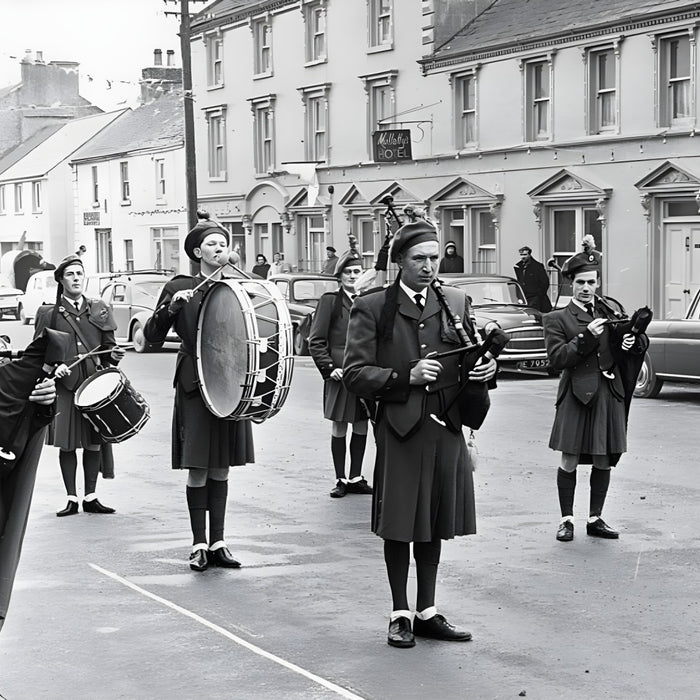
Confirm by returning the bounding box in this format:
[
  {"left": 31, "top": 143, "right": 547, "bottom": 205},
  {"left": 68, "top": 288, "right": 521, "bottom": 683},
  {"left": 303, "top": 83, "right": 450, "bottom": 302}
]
[{"left": 89, "top": 563, "right": 363, "bottom": 699}]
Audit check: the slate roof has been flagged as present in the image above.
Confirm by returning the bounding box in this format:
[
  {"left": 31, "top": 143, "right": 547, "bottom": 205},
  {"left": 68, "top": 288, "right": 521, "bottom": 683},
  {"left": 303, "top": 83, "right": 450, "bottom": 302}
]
[
  {"left": 70, "top": 92, "right": 183, "bottom": 162},
  {"left": 0, "top": 124, "right": 64, "bottom": 176},
  {"left": 0, "top": 110, "right": 126, "bottom": 182},
  {"left": 193, "top": 0, "right": 295, "bottom": 29},
  {"left": 430, "top": 0, "right": 699, "bottom": 62}
]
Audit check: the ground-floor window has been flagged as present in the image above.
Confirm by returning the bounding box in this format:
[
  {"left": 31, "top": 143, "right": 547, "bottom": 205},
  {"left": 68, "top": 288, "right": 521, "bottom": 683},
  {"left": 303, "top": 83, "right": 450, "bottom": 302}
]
[
  {"left": 299, "top": 214, "right": 325, "bottom": 272},
  {"left": 152, "top": 226, "right": 180, "bottom": 273},
  {"left": 95, "top": 228, "right": 113, "bottom": 273},
  {"left": 440, "top": 206, "right": 497, "bottom": 274}
]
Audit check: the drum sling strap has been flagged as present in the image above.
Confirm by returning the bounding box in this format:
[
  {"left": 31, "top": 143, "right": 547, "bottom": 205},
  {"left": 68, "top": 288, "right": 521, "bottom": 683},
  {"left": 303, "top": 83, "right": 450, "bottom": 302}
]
[{"left": 59, "top": 308, "right": 104, "bottom": 373}]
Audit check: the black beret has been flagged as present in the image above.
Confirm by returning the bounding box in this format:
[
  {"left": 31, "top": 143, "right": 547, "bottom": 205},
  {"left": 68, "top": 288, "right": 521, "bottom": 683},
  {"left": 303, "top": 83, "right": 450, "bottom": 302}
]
[
  {"left": 326, "top": 246, "right": 336, "bottom": 253},
  {"left": 53, "top": 255, "right": 84, "bottom": 283},
  {"left": 184, "top": 220, "right": 229, "bottom": 262},
  {"left": 561, "top": 251, "right": 601, "bottom": 279},
  {"left": 333, "top": 249, "right": 362, "bottom": 277},
  {"left": 389, "top": 220, "right": 439, "bottom": 262}
]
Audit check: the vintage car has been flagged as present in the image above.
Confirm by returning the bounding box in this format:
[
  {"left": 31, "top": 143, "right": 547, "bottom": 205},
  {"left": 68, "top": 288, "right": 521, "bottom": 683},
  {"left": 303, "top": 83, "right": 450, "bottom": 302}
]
[
  {"left": 634, "top": 288, "right": 700, "bottom": 398},
  {"left": 267, "top": 272, "right": 340, "bottom": 355},
  {"left": 440, "top": 273, "right": 551, "bottom": 373},
  {"left": 0, "top": 285, "right": 22, "bottom": 320},
  {"left": 17, "top": 270, "right": 58, "bottom": 324}
]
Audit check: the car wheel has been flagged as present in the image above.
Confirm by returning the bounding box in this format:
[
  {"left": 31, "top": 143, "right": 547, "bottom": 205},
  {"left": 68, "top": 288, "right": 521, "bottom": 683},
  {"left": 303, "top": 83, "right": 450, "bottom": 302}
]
[
  {"left": 18, "top": 304, "right": 29, "bottom": 325},
  {"left": 293, "top": 326, "right": 308, "bottom": 356},
  {"left": 132, "top": 321, "right": 162, "bottom": 353},
  {"left": 634, "top": 353, "right": 663, "bottom": 398}
]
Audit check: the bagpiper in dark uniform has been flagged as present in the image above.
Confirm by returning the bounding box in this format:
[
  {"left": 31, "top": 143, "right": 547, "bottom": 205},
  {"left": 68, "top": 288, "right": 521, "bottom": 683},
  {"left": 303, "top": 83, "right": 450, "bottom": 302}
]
[
  {"left": 543, "top": 251, "right": 649, "bottom": 542},
  {"left": 343, "top": 220, "right": 497, "bottom": 649},
  {"left": 308, "top": 247, "right": 372, "bottom": 498},
  {"left": 144, "top": 220, "right": 253, "bottom": 572},
  {"left": 34, "top": 255, "right": 125, "bottom": 516}
]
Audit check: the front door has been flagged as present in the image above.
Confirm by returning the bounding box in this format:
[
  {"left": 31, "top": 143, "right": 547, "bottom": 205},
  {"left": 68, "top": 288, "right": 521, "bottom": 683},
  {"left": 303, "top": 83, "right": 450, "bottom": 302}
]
[{"left": 664, "top": 222, "right": 700, "bottom": 318}]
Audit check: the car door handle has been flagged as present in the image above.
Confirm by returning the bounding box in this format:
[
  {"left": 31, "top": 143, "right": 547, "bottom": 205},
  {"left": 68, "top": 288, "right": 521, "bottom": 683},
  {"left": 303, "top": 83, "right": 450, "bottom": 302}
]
[{"left": 683, "top": 288, "right": 690, "bottom": 294}]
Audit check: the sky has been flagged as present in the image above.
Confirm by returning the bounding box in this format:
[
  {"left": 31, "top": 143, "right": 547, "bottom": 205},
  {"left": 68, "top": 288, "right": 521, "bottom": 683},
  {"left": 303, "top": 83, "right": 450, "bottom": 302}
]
[{"left": 0, "top": 0, "right": 186, "bottom": 111}]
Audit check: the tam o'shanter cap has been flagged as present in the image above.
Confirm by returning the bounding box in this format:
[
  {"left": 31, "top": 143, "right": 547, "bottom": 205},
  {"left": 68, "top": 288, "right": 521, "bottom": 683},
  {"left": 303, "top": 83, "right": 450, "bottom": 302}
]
[
  {"left": 333, "top": 249, "right": 362, "bottom": 277},
  {"left": 389, "top": 220, "right": 439, "bottom": 262},
  {"left": 561, "top": 251, "right": 600, "bottom": 279},
  {"left": 184, "top": 220, "right": 229, "bottom": 262},
  {"left": 53, "top": 254, "right": 84, "bottom": 283}
]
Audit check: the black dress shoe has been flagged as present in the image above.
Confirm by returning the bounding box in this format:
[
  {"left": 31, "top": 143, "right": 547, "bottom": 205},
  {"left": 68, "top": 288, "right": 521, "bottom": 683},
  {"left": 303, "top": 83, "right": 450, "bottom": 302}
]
[
  {"left": 413, "top": 614, "right": 472, "bottom": 642},
  {"left": 56, "top": 501, "right": 79, "bottom": 517},
  {"left": 209, "top": 546, "right": 241, "bottom": 568},
  {"left": 329, "top": 480, "right": 347, "bottom": 498},
  {"left": 556, "top": 520, "right": 574, "bottom": 542},
  {"left": 586, "top": 517, "right": 619, "bottom": 539},
  {"left": 82, "top": 498, "right": 115, "bottom": 514},
  {"left": 189, "top": 549, "right": 209, "bottom": 572},
  {"left": 387, "top": 616, "right": 415, "bottom": 648},
  {"left": 345, "top": 478, "right": 373, "bottom": 495}
]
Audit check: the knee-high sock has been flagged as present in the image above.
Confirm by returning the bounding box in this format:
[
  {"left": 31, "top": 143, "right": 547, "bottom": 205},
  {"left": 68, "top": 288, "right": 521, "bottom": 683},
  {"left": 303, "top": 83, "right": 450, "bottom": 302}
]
[
  {"left": 383, "top": 539, "right": 410, "bottom": 611},
  {"left": 331, "top": 435, "right": 346, "bottom": 480},
  {"left": 59, "top": 450, "right": 78, "bottom": 497},
  {"left": 557, "top": 468, "right": 577, "bottom": 517},
  {"left": 348, "top": 432, "right": 367, "bottom": 480},
  {"left": 414, "top": 539, "right": 442, "bottom": 612},
  {"left": 589, "top": 467, "right": 611, "bottom": 518},
  {"left": 207, "top": 479, "right": 228, "bottom": 545},
  {"left": 186, "top": 484, "right": 208, "bottom": 546},
  {"left": 83, "top": 450, "right": 101, "bottom": 495}
]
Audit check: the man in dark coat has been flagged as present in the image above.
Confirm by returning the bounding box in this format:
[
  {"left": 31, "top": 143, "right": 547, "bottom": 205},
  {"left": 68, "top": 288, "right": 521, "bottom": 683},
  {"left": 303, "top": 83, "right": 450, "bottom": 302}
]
[
  {"left": 343, "top": 219, "right": 497, "bottom": 649},
  {"left": 309, "top": 247, "right": 372, "bottom": 498},
  {"left": 320, "top": 246, "right": 339, "bottom": 275},
  {"left": 513, "top": 246, "right": 552, "bottom": 312},
  {"left": 144, "top": 219, "right": 253, "bottom": 572},
  {"left": 543, "top": 252, "right": 648, "bottom": 543}
]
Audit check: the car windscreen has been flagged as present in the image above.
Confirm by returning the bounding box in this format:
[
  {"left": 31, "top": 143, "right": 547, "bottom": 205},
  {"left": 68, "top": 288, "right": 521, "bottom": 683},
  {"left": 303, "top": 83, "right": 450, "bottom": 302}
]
[
  {"left": 456, "top": 281, "right": 525, "bottom": 306},
  {"left": 133, "top": 281, "right": 164, "bottom": 304},
  {"left": 292, "top": 279, "right": 338, "bottom": 301}
]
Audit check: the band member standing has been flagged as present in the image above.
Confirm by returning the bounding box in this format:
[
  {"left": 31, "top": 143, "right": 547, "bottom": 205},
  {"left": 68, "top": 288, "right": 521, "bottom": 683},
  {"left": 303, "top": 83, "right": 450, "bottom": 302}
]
[
  {"left": 34, "top": 256, "right": 125, "bottom": 516},
  {"left": 308, "top": 247, "right": 372, "bottom": 498},
  {"left": 543, "top": 252, "right": 648, "bottom": 542},
  {"left": 343, "top": 220, "right": 497, "bottom": 649},
  {"left": 144, "top": 220, "right": 253, "bottom": 572}
]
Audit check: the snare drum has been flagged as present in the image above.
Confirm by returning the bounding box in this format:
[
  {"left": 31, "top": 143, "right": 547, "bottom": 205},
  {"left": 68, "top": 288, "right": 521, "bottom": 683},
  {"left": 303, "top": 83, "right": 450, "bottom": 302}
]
[
  {"left": 195, "top": 278, "right": 294, "bottom": 422},
  {"left": 74, "top": 368, "right": 150, "bottom": 443}
]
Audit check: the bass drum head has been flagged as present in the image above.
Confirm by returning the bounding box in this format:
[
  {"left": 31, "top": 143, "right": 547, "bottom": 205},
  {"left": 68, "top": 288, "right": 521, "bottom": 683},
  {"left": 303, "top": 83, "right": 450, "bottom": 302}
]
[{"left": 197, "top": 282, "right": 250, "bottom": 418}]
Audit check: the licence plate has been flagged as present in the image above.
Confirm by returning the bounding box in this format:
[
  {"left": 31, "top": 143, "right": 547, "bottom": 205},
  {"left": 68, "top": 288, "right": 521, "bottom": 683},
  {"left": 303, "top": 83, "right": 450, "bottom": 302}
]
[{"left": 518, "top": 359, "right": 549, "bottom": 370}]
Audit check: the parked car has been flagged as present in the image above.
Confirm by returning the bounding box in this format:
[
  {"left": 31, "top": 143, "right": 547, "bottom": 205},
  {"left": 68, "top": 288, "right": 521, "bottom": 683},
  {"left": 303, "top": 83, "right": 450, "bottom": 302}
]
[
  {"left": 99, "top": 272, "right": 177, "bottom": 352},
  {"left": 268, "top": 273, "right": 339, "bottom": 354},
  {"left": 634, "top": 288, "right": 700, "bottom": 398},
  {"left": 17, "top": 270, "right": 58, "bottom": 324},
  {"left": 0, "top": 285, "right": 22, "bottom": 320},
  {"left": 440, "top": 273, "right": 551, "bottom": 373}
]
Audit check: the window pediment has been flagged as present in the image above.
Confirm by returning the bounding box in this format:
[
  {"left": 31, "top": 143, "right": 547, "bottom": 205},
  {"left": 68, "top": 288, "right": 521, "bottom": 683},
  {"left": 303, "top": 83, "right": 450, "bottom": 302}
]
[
  {"left": 338, "top": 184, "right": 369, "bottom": 207},
  {"left": 430, "top": 177, "right": 500, "bottom": 205},
  {"left": 528, "top": 169, "right": 611, "bottom": 202},
  {"left": 370, "top": 181, "right": 419, "bottom": 207},
  {"left": 635, "top": 160, "right": 700, "bottom": 193}
]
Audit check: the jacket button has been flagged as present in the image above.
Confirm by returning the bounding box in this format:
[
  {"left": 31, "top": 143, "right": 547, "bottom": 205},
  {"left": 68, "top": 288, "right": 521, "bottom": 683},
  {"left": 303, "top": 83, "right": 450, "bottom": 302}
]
[
  {"left": 419, "top": 323, "right": 425, "bottom": 329},
  {"left": 421, "top": 343, "right": 427, "bottom": 349}
]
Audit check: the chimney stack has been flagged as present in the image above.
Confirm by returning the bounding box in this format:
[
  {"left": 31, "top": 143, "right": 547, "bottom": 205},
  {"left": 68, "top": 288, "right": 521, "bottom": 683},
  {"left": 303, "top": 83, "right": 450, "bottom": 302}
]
[{"left": 154, "top": 49, "right": 163, "bottom": 66}]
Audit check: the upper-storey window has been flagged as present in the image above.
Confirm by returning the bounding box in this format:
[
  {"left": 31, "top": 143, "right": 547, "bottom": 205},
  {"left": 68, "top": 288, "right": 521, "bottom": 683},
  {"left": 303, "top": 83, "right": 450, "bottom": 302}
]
[
  {"left": 120, "top": 161, "right": 130, "bottom": 202},
  {"left": 361, "top": 70, "right": 397, "bottom": 159},
  {"left": 249, "top": 95, "right": 276, "bottom": 175},
  {"left": 31, "top": 181, "right": 41, "bottom": 213},
  {"left": 304, "top": 1, "right": 327, "bottom": 64},
  {"left": 587, "top": 46, "right": 619, "bottom": 134},
  {"left": 14, "top": 183, "right": 23, "bottom": 213},
  {"left": 656, "top": 31, "right": 694, "bottom": 128},
  {"left": 0, "top": 185, "right": 5, "bottom": 214},
  {"left": 368, "top": 0, "right": 393, "bottom": 51},
  {"left": 299, "top": 83, "right": 331, "bottom": 162},
  {"left": 205, "top": 106, "right": 227, "bottom": 180},
  {"left": 523, "top": 57, "right": 552, "bottom": 141},
  {"left": 452, "top": 71, "right": 478, "bottom": 148},
  {"left": 207, "top": 34, "right": 224, "bottom": 87},
  {"left": 155, "top": 158, "right": 166, "bottom": 201},
  {"left": 91, "top": 166, "right": 99, "bottom": 206},
  {"left": 253, "top": 18, "right": 272, "bottom": 77}
]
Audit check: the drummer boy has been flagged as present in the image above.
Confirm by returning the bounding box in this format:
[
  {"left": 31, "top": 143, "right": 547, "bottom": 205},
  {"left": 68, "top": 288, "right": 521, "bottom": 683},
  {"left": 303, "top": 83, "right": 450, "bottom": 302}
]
[{"left": 34, "top": 255, "right": 125, "bottom": 516}]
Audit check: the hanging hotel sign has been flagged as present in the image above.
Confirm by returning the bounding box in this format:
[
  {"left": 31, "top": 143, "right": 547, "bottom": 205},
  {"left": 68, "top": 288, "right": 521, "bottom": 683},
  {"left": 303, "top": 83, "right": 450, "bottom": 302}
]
[
  {"left": 83, "top": 211, "right": 100, "bottom": 226},
  {"left": 372, "top": 129, "right": 412, "bottom": 162}
]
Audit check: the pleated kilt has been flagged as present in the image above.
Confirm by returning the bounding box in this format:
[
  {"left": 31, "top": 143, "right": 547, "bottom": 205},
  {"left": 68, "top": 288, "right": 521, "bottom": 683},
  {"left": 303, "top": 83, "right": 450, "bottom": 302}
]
[
  {"left": 46, "top": 383, "right": 101, "bottom": 451},
  {"left": 372, "top": 412, "right": 476, "bottom": 543},
  {"left": 323, "top": 379, "right": 366, "bottom": 423},
  {"left": 549, "top": 378, "right": 627, "bottom": 457}
]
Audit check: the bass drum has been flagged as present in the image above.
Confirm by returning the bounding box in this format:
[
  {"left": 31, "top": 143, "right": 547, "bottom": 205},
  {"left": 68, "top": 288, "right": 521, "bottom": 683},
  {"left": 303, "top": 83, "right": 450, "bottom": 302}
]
[{"left": 195, "top": 278, "right": 294, "bottom": 422}]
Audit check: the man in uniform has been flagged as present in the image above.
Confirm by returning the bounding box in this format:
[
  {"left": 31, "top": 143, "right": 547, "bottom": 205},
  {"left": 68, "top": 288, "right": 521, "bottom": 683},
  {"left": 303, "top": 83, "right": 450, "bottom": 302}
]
[
  {"left": 343, "top": 219, "right": 496, "bottom": 648},
  {"left": 543, "top": 252, "right": 648, "bottom": 542}
]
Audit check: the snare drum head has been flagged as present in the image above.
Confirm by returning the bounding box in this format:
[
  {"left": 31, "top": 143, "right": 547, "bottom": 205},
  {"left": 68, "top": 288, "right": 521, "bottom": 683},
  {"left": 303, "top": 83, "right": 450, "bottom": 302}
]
[
  {"left": 75, "top": 369, "right": 122, "bottom": 408},
  {"left": 197, "top": 282, "right": 250, "bottom": 417}
]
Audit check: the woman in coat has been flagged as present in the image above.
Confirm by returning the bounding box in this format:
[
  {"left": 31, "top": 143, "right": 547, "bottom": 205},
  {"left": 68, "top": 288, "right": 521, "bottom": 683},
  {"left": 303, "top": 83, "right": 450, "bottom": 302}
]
[
  {"left": 144, "top": 219, "right": 254, "bottom": 572},
  {"left": 308, "top": 248, "right": 372, "bottom": 498}
]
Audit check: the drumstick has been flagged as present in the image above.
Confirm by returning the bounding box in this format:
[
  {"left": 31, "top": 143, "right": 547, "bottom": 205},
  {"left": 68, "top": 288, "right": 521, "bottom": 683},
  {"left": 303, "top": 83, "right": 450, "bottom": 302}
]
[
  {"left": 66, "top": 346, "right": 129, "bottom": 370},
  {"left": 190, "top": 251, "right": 241, "bottom": 294}
]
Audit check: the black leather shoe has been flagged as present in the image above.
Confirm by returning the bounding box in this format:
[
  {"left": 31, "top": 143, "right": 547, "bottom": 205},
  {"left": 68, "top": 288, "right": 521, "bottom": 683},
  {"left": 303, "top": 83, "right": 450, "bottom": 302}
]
[
  {"left": 556, "top": 520, "right": 574, "bottom": 542},
  {"left": 413, "top": 614, "right": 472, "bottom": 642},
  {"left": 387, "top": 616, "right": 415, "bottom": 648},
  {"left": 345, "top": 478, "right": 373, "bottom": 495},
  {"left": 56, "top": 501, "right": 79, "bottom": 517},
  {"left": 82, "top": 498, "right": 115, "bottom": 514},
  {"left": 586, "top": 517, "right": 619, "bottom": 539},
  {"left": 189, "top": 549, "right": 209, "bottom": 572},
  {"left": 209, "top": 546, "right": 241, "bottom": 568},
  {"left": 330, "top": 480, "right": 347, "bottom": 498}
]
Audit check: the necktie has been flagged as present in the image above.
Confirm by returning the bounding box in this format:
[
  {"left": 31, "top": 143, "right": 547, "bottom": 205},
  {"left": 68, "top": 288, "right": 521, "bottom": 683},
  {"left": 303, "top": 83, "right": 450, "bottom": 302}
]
[
  {"left": 414, "top": 293, "right": 424, "bottom": 312},
  {"left": 585, "top": 303, "right": 595, "bottom": 318},
  {"left": 351, "top": 294, "right": 357, "bottom": 301}
]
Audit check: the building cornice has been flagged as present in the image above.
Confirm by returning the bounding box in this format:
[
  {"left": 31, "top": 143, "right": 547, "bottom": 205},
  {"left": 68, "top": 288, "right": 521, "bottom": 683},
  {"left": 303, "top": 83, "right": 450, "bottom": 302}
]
[{"left": 192, "top": 0, "right": 298, "bottom": 35}]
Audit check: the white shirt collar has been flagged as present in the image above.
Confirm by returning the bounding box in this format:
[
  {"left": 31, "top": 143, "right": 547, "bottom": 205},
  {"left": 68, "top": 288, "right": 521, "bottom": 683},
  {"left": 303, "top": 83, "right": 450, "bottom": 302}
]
[
  {"left": 572, "top": 298, "right": 590, "bottom": 311},
  {"left": 399, "top": 280, "right": 427, "bottom": 305},
  {"left": 63, "top": 295, "right": 84, "bottom": 309},
  {"left": 343, "top": 288, "right": 356, "bottom": 302}
]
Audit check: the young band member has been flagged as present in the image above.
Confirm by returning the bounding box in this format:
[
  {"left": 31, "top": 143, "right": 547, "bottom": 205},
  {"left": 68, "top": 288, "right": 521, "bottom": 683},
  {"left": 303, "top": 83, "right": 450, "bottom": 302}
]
[
  {"left": 343, "top": 220, "right": 497, "bottom": 648},
  {"left": 544, "top": 252, "right": 648, "bottom": 542},
  {"left": 34, "top": 255, "right": 125, "bottom": 516},
  {"left": 144, "top": 220, "right": 253, "bottom": 572},
  {"left": 308, "top": 247, "right": 372, "bottom": 498}
]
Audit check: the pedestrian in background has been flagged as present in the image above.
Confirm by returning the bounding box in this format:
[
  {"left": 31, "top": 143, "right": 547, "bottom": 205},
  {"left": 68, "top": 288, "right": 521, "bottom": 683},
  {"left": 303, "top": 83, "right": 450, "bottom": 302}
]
[
  {"left": 308, "top": 246, "right": 372, "bottom": 499},
  {"left": 320, "top": 246, "right": 339, "bottom": 275},
  {"left": 251, "top": 253, "right": 270, "bottom": 279},
  {"left": 437, "top": 241, "right": 464, "bottom": 273},
  {"left": 513, "top": 245, "right": 552, "bottom": 312},
  {"left": 268, "top": 251, "right": 291, "bottom": 277}
]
